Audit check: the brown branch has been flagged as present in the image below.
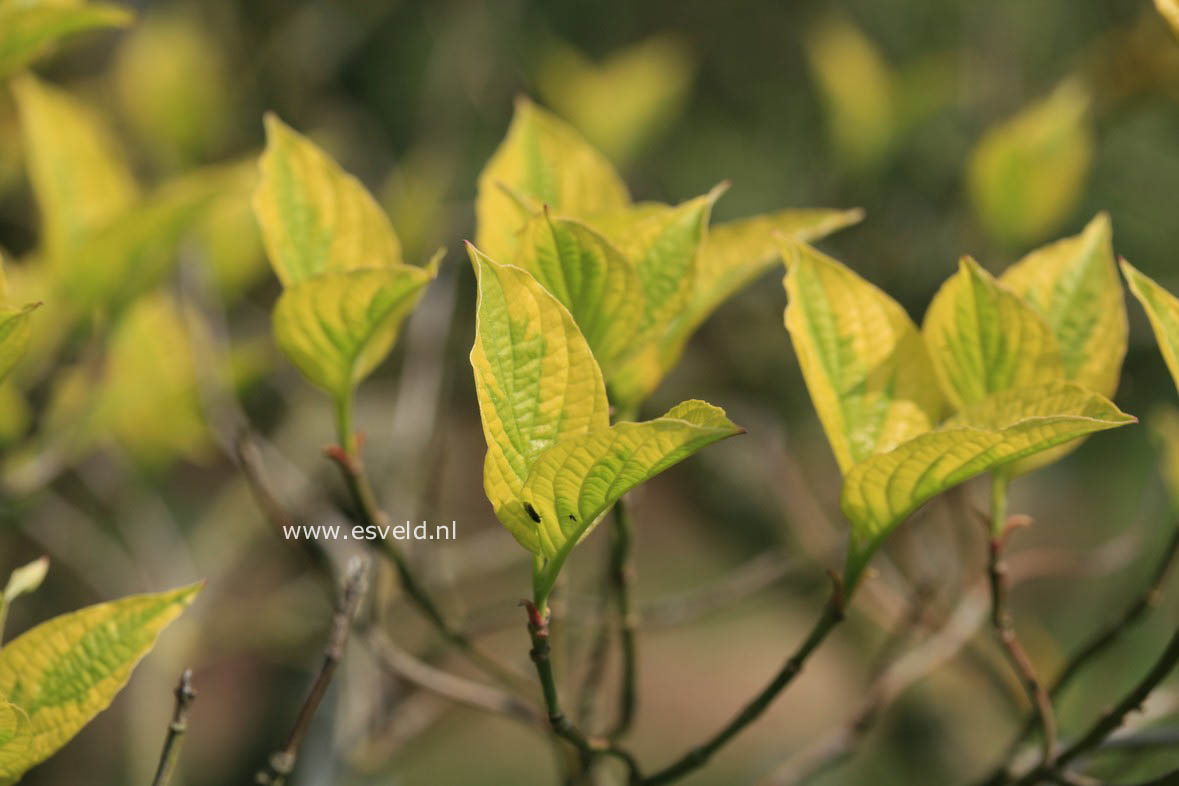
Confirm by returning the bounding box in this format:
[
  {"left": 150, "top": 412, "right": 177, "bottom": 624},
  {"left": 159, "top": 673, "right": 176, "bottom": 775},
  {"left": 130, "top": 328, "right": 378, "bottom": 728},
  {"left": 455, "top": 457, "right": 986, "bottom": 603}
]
[
  {"left": 150, "top": 670, "right": 196, "bottom": 786},
  {"left": 254, "top": 557, "right": 367, "bottom": 785}
]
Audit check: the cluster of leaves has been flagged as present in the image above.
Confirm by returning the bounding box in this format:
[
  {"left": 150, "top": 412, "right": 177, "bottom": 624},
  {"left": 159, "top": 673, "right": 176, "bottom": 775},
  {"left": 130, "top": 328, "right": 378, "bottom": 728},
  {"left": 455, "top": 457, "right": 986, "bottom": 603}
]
[
  {"left": 468, "top": 99, "right": 862, "bottom": 603},
  {"left": 782, "top": 214, "right": 1140, "bottom": 592}
]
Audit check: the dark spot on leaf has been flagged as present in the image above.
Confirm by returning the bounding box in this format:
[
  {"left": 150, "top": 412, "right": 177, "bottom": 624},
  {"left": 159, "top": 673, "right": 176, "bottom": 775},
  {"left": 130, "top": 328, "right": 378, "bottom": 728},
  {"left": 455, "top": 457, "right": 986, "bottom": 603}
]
[
  {"left": 568, "top": 513, "right": 578, "bottom": 522},
  {"left": 524, "top": 502, "right": 541, "bottom": 523}
]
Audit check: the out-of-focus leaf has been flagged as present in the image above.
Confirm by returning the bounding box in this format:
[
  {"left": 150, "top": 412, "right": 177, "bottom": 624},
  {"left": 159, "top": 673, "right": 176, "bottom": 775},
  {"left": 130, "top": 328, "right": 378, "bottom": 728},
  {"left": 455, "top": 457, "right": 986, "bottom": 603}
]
[
  {"left": 381, "top": 145, "right": 454, "bottom": 265},
  {"left": 803, "top": 16, "right": 896, "bottom": 169},
  {"left": 0, "top": 383, "right": 30, "bottom": 444},
  {"left": 1157, "top": 0, "right": 1179, "bottom": 41},
  {"left": 0, "top": 583, "right": 200, "bottom": 779},
  {"left": 468, "top": 244, "right": 610, "bottom": 552},
  {"left": 254, "top": 113, "right": 402, "bottom": 286},
  {"left": 112, "top": 8, "right": 231, "bottom": 167},
  {"left": 0, "top": 556, "right": 49, "bottom": 638},
  {"left": 523, "top": 400, "right": 741, "bottom": 561},
  {"left": 0, "top": 259, "right": 37, "bottom": 383},
  {"left": 515, "top": 211, "right": 644, "bottom": 377},
  {"left": 841, "top": 382, "right": 1135, "bottom": 591},
  {"left": 535, "top": 34, "right": 694, "bottom": 164},
  {"left": 967, "top": 81, "right": 1093, "bottom": 247},
  {"left": 923, "top": 257, "right": 1065, "bottom": 410},
  {"left": 12, "top": 74, "right": 139, "bottom": 257},
  {"left": 475, "top": 97, "right": 629, "bottom": 264},
  {"left": 1123, "top": 261, "right": 1179, "bottom": 393},
  {"left": 659, "top": 207, "right": 865, "bottom": 370},
  {"left": 0, "top": 2, "right": 132, "bottom": 79},
  {"left": 782, "top": 239, "right": 944, "bottom": 474},
  {"left": 1150, "top": 406, "right": 1179, "bottom": 511},
  {"left": 93, "top": 294, "right": 212, "bottom": 466},
  {"left": 999, "top": 213, "right": 1125, "bottom": 398},
  {"left": 192, "top": 188, "right": 267, "bottom": 301},
  {"left": 272, "top": 261, "right": 438, "bottom": 397}
]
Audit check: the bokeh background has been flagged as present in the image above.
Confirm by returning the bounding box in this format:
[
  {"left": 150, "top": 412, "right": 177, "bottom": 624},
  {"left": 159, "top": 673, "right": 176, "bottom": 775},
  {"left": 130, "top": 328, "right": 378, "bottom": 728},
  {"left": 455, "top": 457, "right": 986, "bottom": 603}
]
[{"left": 2, "top": 0, "right": 1179, "bottom": 784}]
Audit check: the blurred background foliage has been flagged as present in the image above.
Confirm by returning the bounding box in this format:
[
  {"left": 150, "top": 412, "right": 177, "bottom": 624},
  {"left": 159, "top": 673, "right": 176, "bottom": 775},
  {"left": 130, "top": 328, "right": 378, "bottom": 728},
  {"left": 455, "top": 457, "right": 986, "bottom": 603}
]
[{"left": 2, "top": 1, "right": 1179, "bottom": 784}]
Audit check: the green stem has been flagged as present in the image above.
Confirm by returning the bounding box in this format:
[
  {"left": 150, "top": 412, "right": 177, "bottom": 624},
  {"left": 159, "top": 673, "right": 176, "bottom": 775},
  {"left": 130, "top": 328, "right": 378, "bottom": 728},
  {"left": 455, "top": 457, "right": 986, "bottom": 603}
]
[
  {"left": 636, "top": 583, "right": 845, "bottom": 785},
  {"left": 151, "top": 670, "right": 195, "bottom": 786},
  {"left": 608, "top": 496, "right": 639, "bottom": 739}
]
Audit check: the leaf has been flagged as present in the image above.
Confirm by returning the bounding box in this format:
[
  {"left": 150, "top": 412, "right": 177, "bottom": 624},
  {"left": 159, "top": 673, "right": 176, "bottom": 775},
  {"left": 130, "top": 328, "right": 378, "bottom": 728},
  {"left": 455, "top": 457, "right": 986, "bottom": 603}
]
[
  {"left": 523, "top": 400, "right": 742, "bottom": 561},
  {"left": 514, "top": 211, "right": 644, "bottom": 376},
  {"left": 1122, "top": 260, "right": 1179, "bottom": 395},
  {"left": 803, "top": 15, "right": 898, "bottom": 169},
  {"left": 254, "top": 113, "right": 403, "bottom": 286},
  {"left": 967, "top": 81, "right": 1093, "bottom": 246},
  {"left": 534, "top": 34, "right": 695, "bottom": 164},
  {"left": 1149, "top": 406, "right": 1179, "bottom": 512},
  {"left": 0, "top": 2, "right": 132, "bottom": 80},
  {"left": 12, "top": 74, "right": 140, "bottom": 258},
  {"left": 0, "top": 700, "right": 31, "bottom": 784},
  {"left": 272, "top": 261, "right": 439, "bottom": 397},
  {"left": 782, "top": 239, "right": 944, "bottom": 474},
  {"left": 923, "top": 256, "right": 1065, "bottom": 411},
  {"left": 592, "top": 191, "right": 720, "bottom": 407},
  {"left": 468, "top": 244, "right": 610, "bottom": 552},
  {"left": 0, "top": 303, "right": 37, "bottom": 385},
  {"left": 475, "top": 97, "right": 630, "bottom": 264},
  {"left": 659, "top": 207, "right": 865, "bottom": 371},
  {"left": 999, "top": 213, "right": 1126, "bottom": 398},
  {"left": 0, "top": 582, "right": 201, "bottom": 779},
  {"left": 841, "top": 382, "right": 1135, "bottom": 591},
  {"left": 1157, "top": 0, "right": 1179, "bottom": 41}
]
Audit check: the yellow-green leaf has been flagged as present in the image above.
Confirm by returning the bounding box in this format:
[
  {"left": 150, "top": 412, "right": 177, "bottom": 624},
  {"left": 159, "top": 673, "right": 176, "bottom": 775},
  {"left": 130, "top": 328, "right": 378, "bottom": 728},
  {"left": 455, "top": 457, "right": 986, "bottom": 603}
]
[
  {"left": 1123, "top": 260, "right": 1179, "bottom": 395},
  {"left": 0, "top": 582, "right": 201, "bottom": 778},
  {"left": 468, "top": 244, "right": 610, "bottom": 552},
  {"left": 999, "top": 213, "right": 1126, "bottom": 398},
  {"left": 0, "top": 699, "right": 31, "bottom": 783},
  {"left": 0, "top": 557, "right": 49, "bottom": 639},
  {"left": 12, "top": 74, "right": 139, "bottom": 258},
  {"left": 803, "top": 16, "right": 897, "bottom": 169},
  {"left": 254, "top": 113, "right": 402, "bottom": 286},
  {"left": 923, "top": 256, "right": 1065, "bottom": 410},
  {"left": 967, "top": 81, "right": 1093, "bottom": 247},
  {"left": 515, "top": 211, "right": 644, "bottom": 376},
  {"left": 534, "top": 34, "right": 694, "bottom": 164},
  {"left": 841, "top": 382, "right": 1135, "bottom": 591},
  {"left": 659, "top": 207, "right": 865, "bottom": 372},
  {"left": 475, "top": 97, "right": 630, "bottom": 264},
  {"left": 523, "top": 400, "right": 742, "bottom": 561},
  {"left": 0, "top": 304, "right": 36, "bottom": 385},
  {"left": 0, "top": 2, "right": 132, "bottom": 80},
  {"left": 272, "top": 261, "right": 439, "bottom": 397},
  {"left": 1157, "top": 0, "right": 1179, "bottom": 41},
  {"left": 1150, "top": 406, "right": 1179, "bottom": 512},
  {"left": 782, "top": 239, "right": 944, "bottom": 474}
]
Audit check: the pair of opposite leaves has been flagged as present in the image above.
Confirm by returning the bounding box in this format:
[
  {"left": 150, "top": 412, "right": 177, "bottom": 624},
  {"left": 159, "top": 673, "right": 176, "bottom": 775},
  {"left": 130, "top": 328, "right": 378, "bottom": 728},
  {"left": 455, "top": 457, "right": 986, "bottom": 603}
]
[{"left": 783, "top": 213, "right": 1145, "bottom": 591}]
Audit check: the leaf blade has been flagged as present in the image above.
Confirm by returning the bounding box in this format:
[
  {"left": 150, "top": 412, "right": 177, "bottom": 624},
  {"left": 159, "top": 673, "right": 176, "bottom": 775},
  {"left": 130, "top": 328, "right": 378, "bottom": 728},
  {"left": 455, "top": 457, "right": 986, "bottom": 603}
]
[
  {"left": 0, "top": 3, "right": 133, "bottom": 80},
  {"left": 1122, "top": 260, "right": 1179, "bottom": 396}
]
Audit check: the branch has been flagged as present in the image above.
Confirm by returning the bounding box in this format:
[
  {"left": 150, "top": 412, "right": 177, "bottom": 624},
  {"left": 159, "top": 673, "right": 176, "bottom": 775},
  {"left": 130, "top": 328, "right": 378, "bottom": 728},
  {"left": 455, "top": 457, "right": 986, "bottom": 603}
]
[
  {"left": 522, "top": 601, "right": 641, "bottom": 779},
  {"left": 608, "top": 496, "right": 639, "bottom": 739},
  {"left": 150, "top": 670, "right": 196, "bottom": 786},
  {"left": 637, "top": 577, "right": 845, "bottom": 785},
  {"left": 325, "top": 435, "right": 526, "bottom": 691},
  {"left": 987, "top": 476, "right": 1057, "bottom": 768},
  {"left": 255, "top": 557, "right": 367, "bottom": 785}
]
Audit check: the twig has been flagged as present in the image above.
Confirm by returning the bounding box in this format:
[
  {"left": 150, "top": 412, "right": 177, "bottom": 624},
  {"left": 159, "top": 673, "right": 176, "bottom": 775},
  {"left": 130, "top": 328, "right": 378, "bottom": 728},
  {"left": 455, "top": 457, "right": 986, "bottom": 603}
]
[
  {"left": 988, "top": 475, "right": 1057, "bottom": 768},
  {"left": 254, "top": 557, "right": 367, "bottom": 785},
  {"left": 150, "top": 670, "right": 196, "bottom": 786},
  {"left": 608, "top": 497, "right": 639, "bottom": 739},
  {"left": 1012, "top": 625, "right": 1179, "bottom": 786},
  {"left": 521, "top": 601, "right": 641, "bottom": 780},
  {"left": 365, "top": 627, "right": 544, "bottom": 727},
  {"left": 324, "top": 436, "right": 526, "bottom": 691},
  {"left": 979, "top": 523, "right": 1179, "bottom": 786},
  {"left": 637, "top": 577, "right": 845, "bottom": 785}
]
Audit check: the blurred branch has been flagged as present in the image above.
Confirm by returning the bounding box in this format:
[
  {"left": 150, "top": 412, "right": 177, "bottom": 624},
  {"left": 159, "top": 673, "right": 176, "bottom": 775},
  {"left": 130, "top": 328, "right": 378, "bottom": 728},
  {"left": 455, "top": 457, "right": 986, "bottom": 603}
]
[
  {"left": 150, "top": 669, "right": 195, "bottom": 786},
  {"left": 255, "top": 556, "right": 367, "bottom": 786},
  {"left": 325, "top": 436, "right": 527, "bottom": 691},
  {"left": 365, "top": 627, "right": 543, "bottom": 726},
  {"left": 607, "top": 497, "right": 638, "bottom": 739}
]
